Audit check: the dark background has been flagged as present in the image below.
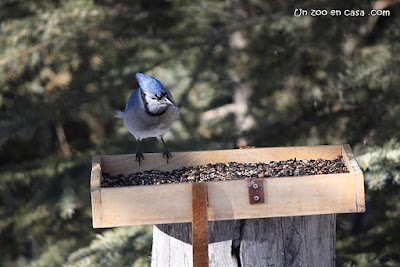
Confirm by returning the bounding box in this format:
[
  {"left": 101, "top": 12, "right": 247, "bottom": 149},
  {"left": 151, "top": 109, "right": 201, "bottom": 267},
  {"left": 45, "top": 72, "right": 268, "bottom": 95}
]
[{"left": 1, "top": 0, "right": 399, "bottom": 266}]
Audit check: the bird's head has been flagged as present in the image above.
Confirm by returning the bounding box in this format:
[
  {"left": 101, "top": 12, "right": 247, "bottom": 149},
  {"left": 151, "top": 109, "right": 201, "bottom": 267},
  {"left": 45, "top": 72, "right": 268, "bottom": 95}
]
[
  {"left": 142, "top": 90, "right": 176, "bottom": 108},
  {"left": 136, "top": 73, "right": 177, "bottom": 113}
]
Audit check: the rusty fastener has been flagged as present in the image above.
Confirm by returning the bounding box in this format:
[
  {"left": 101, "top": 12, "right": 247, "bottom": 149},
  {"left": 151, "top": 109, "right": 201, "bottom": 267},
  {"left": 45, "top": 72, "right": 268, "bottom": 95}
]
[{"left": 247, "top": 179, "right": 265, "bottom": 204}]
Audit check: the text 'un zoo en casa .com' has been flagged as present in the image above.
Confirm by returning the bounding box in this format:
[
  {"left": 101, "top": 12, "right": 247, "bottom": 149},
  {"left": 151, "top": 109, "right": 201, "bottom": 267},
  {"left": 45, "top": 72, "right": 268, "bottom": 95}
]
[{"left": 294, "top": 9, "right": 391, "bottom": 17}]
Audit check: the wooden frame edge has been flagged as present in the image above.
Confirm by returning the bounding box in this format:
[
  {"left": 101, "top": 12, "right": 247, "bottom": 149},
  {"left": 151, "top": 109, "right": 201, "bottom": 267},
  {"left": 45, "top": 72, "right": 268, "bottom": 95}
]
[
  {"left": 91, "top": 156, "right": 102, "bottom": 190},
  {"left": 96, "top": 172, "right": 357, "bottom": 227},
  {"left": 91, "top": 189, "right": 102, "bottom": 228},
  {"left": 342, "top": 144, "right": 366, "bottom": 212},
  {"left": 91, "top": 156, "right": 103, "bottom": 227},
  {"left": 98, "top": 144, "right": 343, "bottom": 160}
]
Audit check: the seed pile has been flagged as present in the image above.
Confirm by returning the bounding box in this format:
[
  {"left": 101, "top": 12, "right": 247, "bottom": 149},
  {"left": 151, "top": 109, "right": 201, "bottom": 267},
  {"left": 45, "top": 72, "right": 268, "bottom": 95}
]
[{"left": 101, "top": 156, "right": 348, "bottom": 188}]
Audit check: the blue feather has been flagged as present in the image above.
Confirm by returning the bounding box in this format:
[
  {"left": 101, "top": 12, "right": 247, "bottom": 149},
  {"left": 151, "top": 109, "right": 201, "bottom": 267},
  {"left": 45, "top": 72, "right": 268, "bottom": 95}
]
[
  {"left": 135, "top": 73, "right": 167, "bottom": 98},
  {"left": 125, "top": 89, "right": 137, "bottom": 111}
]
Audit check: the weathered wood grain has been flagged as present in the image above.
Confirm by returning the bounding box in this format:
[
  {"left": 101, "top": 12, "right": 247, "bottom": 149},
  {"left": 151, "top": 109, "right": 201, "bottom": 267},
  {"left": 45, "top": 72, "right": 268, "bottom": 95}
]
[
  {"left": 151, "top": 221, "right": 238, "bottom": 267},
  {"left": 281, "top": 216, "right": 307, "bottom": 266},
  {"left": 151, "top": 215, "right": 335, "bottom": 267},
  {"left": 240, "top": 218, "right": 285, "bottom": 266},
  {"left": 304, "top": 214, "right": 336, "bottom": 267},
  {"left": 240, "top": 215, "right": 336, "bottom": 267}
]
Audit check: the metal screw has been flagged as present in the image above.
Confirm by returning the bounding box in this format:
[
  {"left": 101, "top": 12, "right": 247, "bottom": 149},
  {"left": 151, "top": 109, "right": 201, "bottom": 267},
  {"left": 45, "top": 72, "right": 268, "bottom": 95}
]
[
  {"left": 253, "top": 195, "right": 260, "bottom": 202},
  {"left": 252, "top": 183, "right": 259, "bottom": 189}
]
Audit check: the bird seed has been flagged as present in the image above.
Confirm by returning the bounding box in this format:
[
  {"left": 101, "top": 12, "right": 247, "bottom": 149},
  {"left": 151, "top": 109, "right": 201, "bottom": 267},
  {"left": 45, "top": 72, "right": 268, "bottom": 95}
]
[{"left": 101, "top": 156, "right": 349, "bottom": 188}]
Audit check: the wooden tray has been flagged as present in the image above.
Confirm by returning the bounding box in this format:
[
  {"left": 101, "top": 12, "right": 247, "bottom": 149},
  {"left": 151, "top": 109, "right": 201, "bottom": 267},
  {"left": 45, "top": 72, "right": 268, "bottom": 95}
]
[{"left": 90, "top": 145, "right": 365, "bottom": 228}]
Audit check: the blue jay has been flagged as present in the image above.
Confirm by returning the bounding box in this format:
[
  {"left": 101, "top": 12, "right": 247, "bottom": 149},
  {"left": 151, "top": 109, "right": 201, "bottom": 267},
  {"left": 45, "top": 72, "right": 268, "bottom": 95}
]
[{"left": 115, "top": 73, "right": 179, "bottom": 164}]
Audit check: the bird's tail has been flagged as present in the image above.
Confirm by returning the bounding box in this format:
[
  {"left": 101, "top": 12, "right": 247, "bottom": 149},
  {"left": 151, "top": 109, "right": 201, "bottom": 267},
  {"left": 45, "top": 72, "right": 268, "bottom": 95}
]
[{"left": 114, "top": 110, "right": 126, "bottom": 119}]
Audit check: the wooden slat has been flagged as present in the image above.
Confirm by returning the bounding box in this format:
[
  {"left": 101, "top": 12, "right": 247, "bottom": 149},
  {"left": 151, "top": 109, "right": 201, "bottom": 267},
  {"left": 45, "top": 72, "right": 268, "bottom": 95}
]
[
  {"left": 91, "top": 156, "right": 102, "bottom": 190},
  {"left": 91, "top": 189, "right": 102, "bottom": 228},
  {"left": 191, "top": 182, "right": 209, "bottom": 267},
  {"left": 91, "top": 156, "right": 102, "bottom": 227},
  {"left": 342, "top": 144, "right": 366, "bottom": 212},
  {"left": 99, "top": 183, "right": 191, "bottom": 226},
  {"left": 207, "top": 173, "right": 356, "bottom": 219},
  {"left": 100, "top": 145, "right": 342, "bottom": 176},
  {"left": 96, "top": 172, "right": 356, "bottom": 227}
]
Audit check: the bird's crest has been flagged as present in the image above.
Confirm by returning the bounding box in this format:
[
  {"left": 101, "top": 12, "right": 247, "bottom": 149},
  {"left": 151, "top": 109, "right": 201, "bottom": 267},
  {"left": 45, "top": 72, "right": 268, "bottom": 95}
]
[{"left": 135, "top": 73, "right": 168, "bottom": 99}]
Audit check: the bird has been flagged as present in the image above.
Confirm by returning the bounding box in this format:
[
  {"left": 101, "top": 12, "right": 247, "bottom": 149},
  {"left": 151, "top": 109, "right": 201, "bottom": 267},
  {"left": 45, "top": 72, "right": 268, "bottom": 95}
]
[{"left": 115, "top": 73, "right": 179, "bottom": 164}]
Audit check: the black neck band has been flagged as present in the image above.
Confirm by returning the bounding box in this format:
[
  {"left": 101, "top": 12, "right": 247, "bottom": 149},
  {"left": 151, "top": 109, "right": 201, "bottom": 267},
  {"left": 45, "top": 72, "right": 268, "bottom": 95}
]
[{"left": 140, "top": 89, "right": 167, "bottom": 116}]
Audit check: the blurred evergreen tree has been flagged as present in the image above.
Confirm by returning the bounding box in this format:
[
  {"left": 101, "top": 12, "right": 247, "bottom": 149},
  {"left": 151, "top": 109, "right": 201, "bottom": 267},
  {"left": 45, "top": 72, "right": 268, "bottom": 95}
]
[{"left": 0, "top": 0, "right": 399, "bottom": 266}]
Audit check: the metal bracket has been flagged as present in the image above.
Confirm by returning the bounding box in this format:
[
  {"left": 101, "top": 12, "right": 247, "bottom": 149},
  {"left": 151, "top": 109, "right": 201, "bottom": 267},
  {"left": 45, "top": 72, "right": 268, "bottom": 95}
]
[{"left": 247, "top": 179, "right": 265, "bottom": 204}]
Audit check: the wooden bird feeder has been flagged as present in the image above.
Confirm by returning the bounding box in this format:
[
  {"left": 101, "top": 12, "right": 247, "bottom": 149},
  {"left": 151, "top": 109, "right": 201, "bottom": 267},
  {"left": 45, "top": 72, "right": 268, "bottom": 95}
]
[{"left": 90, "top": 144, "right": 365, "bottom": 266}]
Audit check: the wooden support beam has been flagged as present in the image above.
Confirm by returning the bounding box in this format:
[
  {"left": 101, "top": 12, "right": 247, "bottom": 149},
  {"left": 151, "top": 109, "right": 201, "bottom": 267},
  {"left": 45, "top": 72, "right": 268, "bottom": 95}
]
[{"left": 151, "top": 215, "right": 336, "bottom": 266}]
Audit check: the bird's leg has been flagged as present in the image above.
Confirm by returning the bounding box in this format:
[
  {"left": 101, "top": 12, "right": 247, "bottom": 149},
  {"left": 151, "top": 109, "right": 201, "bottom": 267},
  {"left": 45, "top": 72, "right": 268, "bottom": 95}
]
[
  {"left": 135, "top": 139, "right": 144, "bottom": 165},
  {"left": 161, "top": 138, "right": 172, "bottom": 163}
]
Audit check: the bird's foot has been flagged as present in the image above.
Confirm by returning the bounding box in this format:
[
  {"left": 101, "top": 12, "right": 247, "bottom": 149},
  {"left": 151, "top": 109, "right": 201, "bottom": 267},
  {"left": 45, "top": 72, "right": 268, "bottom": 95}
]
[
  {"left": 162, "top": 149, "right": 172, "bottom": 163},
  {"left": 135, "top": 152, "right": 144, "bottom": 165}
]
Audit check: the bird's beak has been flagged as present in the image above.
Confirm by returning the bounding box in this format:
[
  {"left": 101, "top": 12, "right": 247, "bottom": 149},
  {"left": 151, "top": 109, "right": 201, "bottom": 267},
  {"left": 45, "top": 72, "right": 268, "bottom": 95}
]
[{"left": 164, "top": 96, "right": 177, "bottom": 108}]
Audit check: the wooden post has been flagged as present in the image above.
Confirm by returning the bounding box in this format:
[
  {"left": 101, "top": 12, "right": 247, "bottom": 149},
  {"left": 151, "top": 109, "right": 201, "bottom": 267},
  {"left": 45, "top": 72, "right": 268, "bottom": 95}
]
[{"left": 151, "top": 215, "right": 336, "bottom": 267}]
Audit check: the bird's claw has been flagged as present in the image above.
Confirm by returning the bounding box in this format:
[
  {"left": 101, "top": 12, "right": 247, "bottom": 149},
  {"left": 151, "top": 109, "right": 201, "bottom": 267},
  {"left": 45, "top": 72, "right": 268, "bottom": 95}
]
[
  {"left": 135, "top": 152, "right": 144, "bottom": 165},
  {"left": 163, "top": 149, "right": 172, "bottom": 163}
]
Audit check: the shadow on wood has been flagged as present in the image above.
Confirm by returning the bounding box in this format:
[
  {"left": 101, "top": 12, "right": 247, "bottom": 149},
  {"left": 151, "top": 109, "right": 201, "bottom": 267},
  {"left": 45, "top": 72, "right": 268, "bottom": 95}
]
[{"left": 151, "top": 215, "right": 335, "bottom": 267}]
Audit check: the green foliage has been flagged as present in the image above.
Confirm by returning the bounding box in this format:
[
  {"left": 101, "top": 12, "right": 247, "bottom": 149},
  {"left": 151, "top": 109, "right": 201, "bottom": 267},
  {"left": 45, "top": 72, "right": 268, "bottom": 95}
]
[
  {"left": 337, "top": 140, "right": 400, "bottom": 265},
  {"left": 67, "top": 226, "right": 152, "bottom": 267},
  {"left": 1, "top": 0, "right": 400, "bottom": 266},
  {"left": 358, "top": 139, "right": 400, "bottom": 190}
]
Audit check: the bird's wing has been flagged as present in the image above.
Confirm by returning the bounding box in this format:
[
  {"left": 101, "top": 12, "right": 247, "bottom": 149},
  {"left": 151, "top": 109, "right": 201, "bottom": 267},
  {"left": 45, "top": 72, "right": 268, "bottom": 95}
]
[{"left": 125, "top": 89, "right": 137, "bottom": 111}]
